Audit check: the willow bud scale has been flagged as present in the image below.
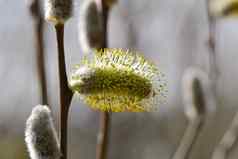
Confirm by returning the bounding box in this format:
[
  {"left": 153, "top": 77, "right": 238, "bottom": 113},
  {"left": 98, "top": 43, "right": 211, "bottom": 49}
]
[{"left": 69, "top": 49, "right": 167, "bottom": 112}]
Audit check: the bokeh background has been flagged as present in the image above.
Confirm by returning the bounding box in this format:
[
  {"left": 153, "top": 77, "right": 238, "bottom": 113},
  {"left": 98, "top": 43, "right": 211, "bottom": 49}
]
[{"left": 1, "top": 0, "right": 238, "bottom": 158}]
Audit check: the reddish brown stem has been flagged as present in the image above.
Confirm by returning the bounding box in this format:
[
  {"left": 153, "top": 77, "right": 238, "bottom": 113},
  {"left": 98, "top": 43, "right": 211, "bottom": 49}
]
[
  {"left": 101, "top": 1, "right": 109, "bottom": 49},
  {"left": 96, "top": 112, "right": 111, "bottom": 159},
  {"left": 95, "top": 0, "right": 109, "bottom": 48},
  {"left": 29, "top": 0, "right": 48, "bottom": 105},
  {"left": 55, "top": 24, "right": 73, "bottom": 159},
  {"left": 95, "top": 1, "right": 111, "bottom": 159}
]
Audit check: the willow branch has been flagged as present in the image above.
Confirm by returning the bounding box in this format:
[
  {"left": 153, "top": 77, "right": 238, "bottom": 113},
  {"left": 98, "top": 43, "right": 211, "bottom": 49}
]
[
  {"left": 29, "top": 0, "right": 48, "bottom": 105},
  {"left": 96, "top": 112, "right": 111, "bottom": 159},
  {"left": 55, "top": 24, "right": 73, "bottom": 159}
]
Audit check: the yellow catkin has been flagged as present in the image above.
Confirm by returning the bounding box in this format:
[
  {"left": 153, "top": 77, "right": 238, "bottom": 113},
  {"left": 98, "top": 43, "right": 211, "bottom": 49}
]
[{"left": 69, "top": 49, "right": 167, "bottom": 112}]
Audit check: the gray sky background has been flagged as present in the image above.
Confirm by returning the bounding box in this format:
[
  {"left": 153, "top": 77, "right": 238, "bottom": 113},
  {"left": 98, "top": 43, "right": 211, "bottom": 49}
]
[{"left": 1, "top": 0, "right": 238, "bottom": 159}]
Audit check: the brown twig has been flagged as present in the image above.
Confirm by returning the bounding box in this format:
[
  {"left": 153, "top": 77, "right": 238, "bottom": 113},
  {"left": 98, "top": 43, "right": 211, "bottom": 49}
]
[
  {"left": 94, "top": 1, "right": 111, "bottom": 159},
  {"left": 95, "top": 0, "right": 109, "bottom": 48},
  {"left": 96, "top": 112, "right": 111, "bottom": 159},
  {"left": 29, "top": 0, "right": 48, "bottom": 105},
  {"left": 55, "top": 24, "right": 73, "bottom": 159},
  {"left": 206, "top": 0, "right": 219, "bottom": 95}
]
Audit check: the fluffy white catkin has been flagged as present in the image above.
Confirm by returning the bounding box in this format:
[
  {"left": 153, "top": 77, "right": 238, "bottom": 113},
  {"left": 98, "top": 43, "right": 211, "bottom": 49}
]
[
  {"left": 25, "top": 105, "right": 61, "bottom": 159},
  {"left": 182, "top": 67, "right": 210, "bottom": 120},
  {"left": 45, "top": 0, "right": 72, "bottom": 24},
  {"left": 78, "top": 0, "right": 104, "bottom": 54}
]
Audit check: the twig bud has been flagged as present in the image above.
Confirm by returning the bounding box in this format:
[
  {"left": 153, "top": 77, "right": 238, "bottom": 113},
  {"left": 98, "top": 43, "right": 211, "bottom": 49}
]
[
  {"left": 25, "top": 105, "right": 61, "bottom": 159},
  {"left": 45, "top": 0, "right": 72, "bottom": 25}
]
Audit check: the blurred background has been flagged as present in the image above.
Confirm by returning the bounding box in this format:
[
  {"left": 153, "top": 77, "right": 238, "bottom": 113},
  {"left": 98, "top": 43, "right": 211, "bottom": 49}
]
[{"left": 1, "top": 0, "right": 238, "bottom": 158}]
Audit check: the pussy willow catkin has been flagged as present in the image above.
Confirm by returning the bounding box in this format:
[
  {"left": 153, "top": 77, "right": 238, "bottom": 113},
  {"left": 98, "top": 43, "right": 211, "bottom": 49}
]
[
  {"left": 78, "top": 0, "right": 104, "bottom": 54},
  {"left": 45, "top": 0, "right": 72, "bottom": 24},
  {"left": 69, "top": 49, "right": 167, "bottom": 112},
  {"left": 210, "top": 0, "right": 238, "bottom": 17},
  {"left": 182, "top": 68, "right": 210, "bottom": 120},
  {"left": 25, "top": 105, "right": 60, "bottom": 159}
]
